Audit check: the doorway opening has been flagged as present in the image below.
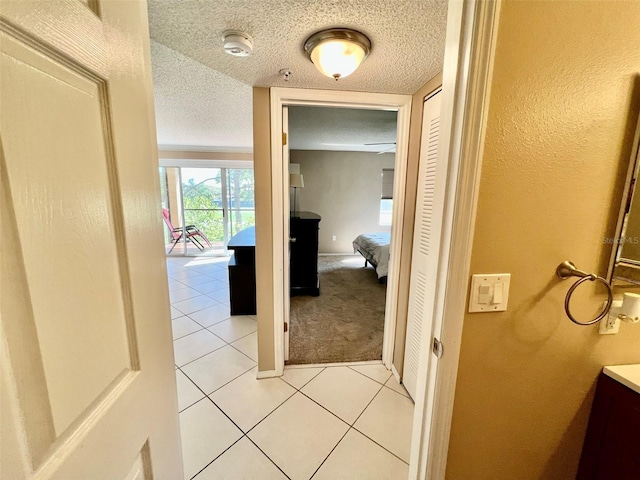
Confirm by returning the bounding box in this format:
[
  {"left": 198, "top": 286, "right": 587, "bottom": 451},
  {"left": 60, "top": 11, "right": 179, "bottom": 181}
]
[
  {"left": 268, "top": 89, "right": 413, "bottom": 377},
  {"left": 285, "top": 106, "right": 399, "bottom": 365}
]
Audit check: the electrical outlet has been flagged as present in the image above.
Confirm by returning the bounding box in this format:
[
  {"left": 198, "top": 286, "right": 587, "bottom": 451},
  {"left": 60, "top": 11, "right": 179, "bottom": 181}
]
[
  {"left": 331, "top": 235, "right": 337, "bottom": 241},
  {"left": 599, "top": 301, "right": 620, "bottom": 335}
]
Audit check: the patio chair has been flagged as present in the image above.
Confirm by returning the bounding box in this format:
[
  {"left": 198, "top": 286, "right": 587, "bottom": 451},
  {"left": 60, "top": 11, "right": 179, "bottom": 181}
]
[{"left": 162, "top": 208, "right": 212, "bottom": 253}]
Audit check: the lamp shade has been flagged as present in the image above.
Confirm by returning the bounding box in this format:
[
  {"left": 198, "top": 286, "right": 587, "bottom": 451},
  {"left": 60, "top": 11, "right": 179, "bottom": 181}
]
[
  {"left": 304, "top": 28, "right": 371, "bottom": 80},
  {"left": 290, "top": 173, "right": 304, "bottom": 188}
]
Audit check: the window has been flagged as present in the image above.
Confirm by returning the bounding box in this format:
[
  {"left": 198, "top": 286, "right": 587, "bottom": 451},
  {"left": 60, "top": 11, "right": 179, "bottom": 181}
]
[
  {"left": 380, "top": 168, "right": 394, "bottom": 226},
  {"left": 159, "top": 166, "right": 255, "bottom": 256}
]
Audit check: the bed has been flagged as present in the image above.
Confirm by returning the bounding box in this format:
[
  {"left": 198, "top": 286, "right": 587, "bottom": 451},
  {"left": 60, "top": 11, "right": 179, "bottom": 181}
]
[{"left": 352, "top": 233, "right": 391, "bottom": 281}]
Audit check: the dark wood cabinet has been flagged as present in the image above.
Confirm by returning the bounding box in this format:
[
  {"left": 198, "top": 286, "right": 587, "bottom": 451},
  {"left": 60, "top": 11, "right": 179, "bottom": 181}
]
[
  {"left": 290, "top": 212, "right": 321, "bottom": 296},
  {"left": 577, "top": 372, "right": 640, "bottom": 479},
  {"left": 227, "top": 226, "right": 256, "bottom": 315}
]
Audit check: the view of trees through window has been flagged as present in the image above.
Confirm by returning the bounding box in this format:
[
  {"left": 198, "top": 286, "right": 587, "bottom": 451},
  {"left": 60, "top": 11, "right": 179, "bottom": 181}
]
[{"left": 160, "top": 166, "right": 255, "bottom": 255}]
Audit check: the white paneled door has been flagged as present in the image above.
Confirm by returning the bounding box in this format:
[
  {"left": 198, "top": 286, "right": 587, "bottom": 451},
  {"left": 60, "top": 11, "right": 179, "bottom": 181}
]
[
  {"left": 1, "top": 1, "right": 182, "bottom": 478},
  {"left": 403, "top": 90, "right": 444, "bottom": 400}
]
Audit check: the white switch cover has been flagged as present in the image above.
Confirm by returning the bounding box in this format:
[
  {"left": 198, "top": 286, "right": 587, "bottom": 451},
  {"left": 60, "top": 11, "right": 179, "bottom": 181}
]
[{"left": 469, "top": 273, "right": 511, "bottom": 312}]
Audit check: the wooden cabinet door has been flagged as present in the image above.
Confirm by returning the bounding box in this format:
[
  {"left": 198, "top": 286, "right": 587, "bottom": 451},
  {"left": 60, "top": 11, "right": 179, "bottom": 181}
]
[{"left": 578, "top": 374, "right": 640, "bottom": 479}]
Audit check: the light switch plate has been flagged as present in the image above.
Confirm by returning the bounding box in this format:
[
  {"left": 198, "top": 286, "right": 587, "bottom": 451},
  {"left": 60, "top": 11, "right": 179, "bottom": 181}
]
[{"left": 469, "top": 273, "right": 511, "bottom": 313}]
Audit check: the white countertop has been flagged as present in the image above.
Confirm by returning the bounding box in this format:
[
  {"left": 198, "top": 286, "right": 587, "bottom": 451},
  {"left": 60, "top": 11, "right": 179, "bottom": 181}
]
[{"left": 603, "top": 364, "right": 640, "bottom": 394}]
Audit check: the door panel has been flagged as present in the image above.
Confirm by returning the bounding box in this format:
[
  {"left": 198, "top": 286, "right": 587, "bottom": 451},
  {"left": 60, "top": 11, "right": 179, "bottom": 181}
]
[
  {"left": 403, "top": 90, "right": 443, "bottom": 400},
  {"left": 0, "top": 1, "right": 182, "bottom": 478},
  {"left": 3, "top": 31, "right": 134, "bottom": 436}
]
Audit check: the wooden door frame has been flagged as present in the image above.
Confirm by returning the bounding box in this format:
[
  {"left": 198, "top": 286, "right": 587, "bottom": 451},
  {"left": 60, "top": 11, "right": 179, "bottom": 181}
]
[{"left": 268, "top": 88, "right": 413, "bottom": 375}]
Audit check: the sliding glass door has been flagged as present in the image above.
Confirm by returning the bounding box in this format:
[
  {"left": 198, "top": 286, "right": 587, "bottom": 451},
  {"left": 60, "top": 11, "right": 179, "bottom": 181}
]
[
  {"left": 227, "top": 168, "right": 256, "bottom": 238},
  {"left": 159, "top": 166, "right": 254, "bottom": 256}
]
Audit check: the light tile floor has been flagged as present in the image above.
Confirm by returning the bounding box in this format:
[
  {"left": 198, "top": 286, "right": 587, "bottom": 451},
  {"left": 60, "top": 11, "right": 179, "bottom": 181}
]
[{"left": 167, "top": 256, "right": 414, "bottom": 480}]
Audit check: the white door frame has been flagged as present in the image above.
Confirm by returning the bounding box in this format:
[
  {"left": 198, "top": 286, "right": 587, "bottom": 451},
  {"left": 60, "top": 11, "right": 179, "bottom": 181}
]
[
  {"left": 268, "top": 0, "right": 500, "bottom": 476},
  {"left": 269, "top": 89, "right": 412, "bottom": 375},
  {"left": 408, "top": 1, "right": 501, "bottom": 478}
]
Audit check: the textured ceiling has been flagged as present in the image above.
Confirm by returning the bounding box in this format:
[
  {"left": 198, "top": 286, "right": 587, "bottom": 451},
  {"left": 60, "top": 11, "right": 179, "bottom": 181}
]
[
  {"left": 289, "top": 107, "right": 397, "bottom": 153},
  {"left": 147, "top": 0, "right": 448, "bottom": 95},
  {"left": 148, "top": 0, "right": 446, "bottom": 149},
  {"left": 151, "top": 40, "right": 254, "bottom": 148}
]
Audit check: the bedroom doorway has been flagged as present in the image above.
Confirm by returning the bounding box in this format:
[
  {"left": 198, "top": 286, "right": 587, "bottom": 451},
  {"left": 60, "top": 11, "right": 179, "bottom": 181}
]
[
  {"left": 266, "top": 89, "right": 412, "bottom": 374},
  {"left": 285, "top": 106, "right": 399, "bottom": 365}
]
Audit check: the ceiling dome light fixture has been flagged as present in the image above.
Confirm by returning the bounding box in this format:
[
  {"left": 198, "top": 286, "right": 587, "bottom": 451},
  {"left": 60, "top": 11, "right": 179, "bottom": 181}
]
[{"left": 303, "top": 28, "right": 371, "bottom": 81}]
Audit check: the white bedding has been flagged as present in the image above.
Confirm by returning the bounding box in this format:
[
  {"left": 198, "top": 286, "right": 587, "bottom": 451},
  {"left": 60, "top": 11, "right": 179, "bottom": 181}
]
[{"left": 352, "top": 233, "right": 391, "bottom": 279}]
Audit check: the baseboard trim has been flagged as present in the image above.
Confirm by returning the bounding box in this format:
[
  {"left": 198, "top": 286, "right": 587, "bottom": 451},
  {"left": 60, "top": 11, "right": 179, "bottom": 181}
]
[
  {"left": 285, "top": 360, "right": 384, "bottom": 369},
  {"left": 391, "top": 363, "right": 401, "bottom": 383},
  {"left": 256, "top": 369, "right": 279, "bottom": 379}
]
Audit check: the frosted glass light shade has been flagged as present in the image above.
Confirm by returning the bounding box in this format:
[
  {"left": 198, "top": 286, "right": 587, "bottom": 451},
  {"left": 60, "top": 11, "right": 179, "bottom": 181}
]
[
  {"left": 310, "top": 40, "right": 366, "bottom": 80},
  {"left": 304, "top": 28, "right": 371, "bottom": 81}
]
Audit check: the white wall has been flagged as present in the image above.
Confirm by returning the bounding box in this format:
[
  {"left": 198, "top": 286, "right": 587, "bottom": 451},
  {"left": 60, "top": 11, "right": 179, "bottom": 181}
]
[{"left": 291, "top": 150, "right": 395, "bottom": 253}]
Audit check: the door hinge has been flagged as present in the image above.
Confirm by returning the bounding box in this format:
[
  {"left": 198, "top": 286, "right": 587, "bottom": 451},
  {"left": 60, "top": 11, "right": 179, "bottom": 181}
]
[
  {"left": 282, "top": 132, "right": 287, "bottom": 145},
  {"left": 432, "top": 337, "right": 444, "bottom": 358},
  {"left": 284, "top": 322, "right": 288, "bottom": 332}
]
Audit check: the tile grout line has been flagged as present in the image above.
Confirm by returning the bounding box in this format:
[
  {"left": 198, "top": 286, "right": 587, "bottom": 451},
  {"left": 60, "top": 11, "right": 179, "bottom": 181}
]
[
  {"left": 187, "top": 315, "right": 233, "bottom": 330},
  {"left": 296, "top": 389, "right": 353, "bottom": 429},
  {"left": 171, "top": 324, "right": 205, "bottom": 342},
  {"left": 293, "top": 368, "right": 383, "bottom": 430},
  {"left": 243, "top": 435, "right": 292, "bottom": 480},
  {"left": 175, "top": 368, "right": 207, "bottom": 413},
  {"left": 350, "top": 382, "right": 386, "bottom": 427},
  {"left": 227, "top": 343, "right": 258, "bottom": 363},
  {"left": 190, "top": 362, "right": 257, "bottom": 397},
  {"left": 346, "top": 365, "right": 393, "bottom": 386},
  {"left": 279, "top": 367, "right": 326, "bottom": 391},
  {"left": 222, "top": 328, "right": 258, "bottom": 344},
  {"left": 188, "top": 431, "right": 243, "bottom": 479},
  {"left": 242, "top": 387, "right": 298, "bottom": 437},
  {"left": 174, "top": 340, "right": 227, "bottom": 369},
  {"left": 349, "top": 424, "right": 410, "bottom": 466},
  {"left": 172, "top": 297, "right": 226, "bottom": 317},
  {"left": 206, "top": 324, "right": 257, "bottom": 345},
  {"left": 344, "top": 382, "right": 412, "bottom": 465},
  {"left": 308, "top": 426, "right": 352, "bottom": 480},
  {"left": 180, "top": 362, "right": 257, "bottom": 399}
]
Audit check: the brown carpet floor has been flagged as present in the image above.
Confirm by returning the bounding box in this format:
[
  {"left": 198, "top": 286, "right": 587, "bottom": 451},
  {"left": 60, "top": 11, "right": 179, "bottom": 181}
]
[{"left": 288, "top": 255, "right": 387, "bottom": 364}]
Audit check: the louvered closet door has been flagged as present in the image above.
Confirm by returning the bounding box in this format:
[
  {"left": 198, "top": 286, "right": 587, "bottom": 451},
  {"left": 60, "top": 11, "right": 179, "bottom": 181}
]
[{"left": 403, "top": 90, "right": 444, "bottom": 400}]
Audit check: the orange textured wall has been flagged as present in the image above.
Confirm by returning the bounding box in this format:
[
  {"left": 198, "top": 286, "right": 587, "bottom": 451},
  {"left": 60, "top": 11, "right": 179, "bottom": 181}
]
[{"left": 446, "top": 1, "right": 640, "bottom": 478}]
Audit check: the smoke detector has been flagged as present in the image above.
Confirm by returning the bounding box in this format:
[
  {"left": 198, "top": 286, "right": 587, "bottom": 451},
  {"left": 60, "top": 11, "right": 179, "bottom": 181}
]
[{"left": 222, "top": 30, "right": 253, "bottom": 57}]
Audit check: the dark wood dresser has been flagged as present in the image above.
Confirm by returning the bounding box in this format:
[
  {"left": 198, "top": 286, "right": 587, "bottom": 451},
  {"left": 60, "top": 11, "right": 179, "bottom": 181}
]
[
  {"left": 290, "top": 212, "right": 321, "bottom": 296},
  {"left": 227, "top": 226, "right": 256, "bottom": 315}
]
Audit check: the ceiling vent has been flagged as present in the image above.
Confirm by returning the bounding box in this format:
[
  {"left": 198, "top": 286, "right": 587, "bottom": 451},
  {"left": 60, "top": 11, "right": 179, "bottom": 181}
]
[{"left": 222, "top": 30, "right": 253, "bottom": 57}]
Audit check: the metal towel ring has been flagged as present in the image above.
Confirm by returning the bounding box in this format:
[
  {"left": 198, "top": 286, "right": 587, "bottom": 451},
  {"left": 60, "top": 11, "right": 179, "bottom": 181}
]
[{"left": 556, "top": 261, "right": 613, "bottom": 326}]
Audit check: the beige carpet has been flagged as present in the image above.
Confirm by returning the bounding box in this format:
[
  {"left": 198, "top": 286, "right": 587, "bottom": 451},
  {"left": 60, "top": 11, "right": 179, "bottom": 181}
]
[{"left": 288, "top": 255, "right": 387, "bottom": 364}]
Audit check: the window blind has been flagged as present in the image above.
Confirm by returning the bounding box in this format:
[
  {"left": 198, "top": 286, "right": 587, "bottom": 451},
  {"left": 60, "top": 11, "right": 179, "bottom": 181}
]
[{"left": 381, "top": 168, "right": 395, "bottom": 199}]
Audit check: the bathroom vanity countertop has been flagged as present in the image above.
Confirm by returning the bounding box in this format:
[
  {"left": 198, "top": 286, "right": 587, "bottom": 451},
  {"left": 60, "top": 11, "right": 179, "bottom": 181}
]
[{"left": 603, "top": 364, "right": 640, "bottom": 395}]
